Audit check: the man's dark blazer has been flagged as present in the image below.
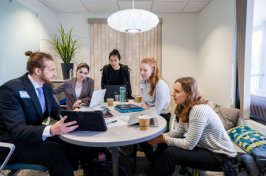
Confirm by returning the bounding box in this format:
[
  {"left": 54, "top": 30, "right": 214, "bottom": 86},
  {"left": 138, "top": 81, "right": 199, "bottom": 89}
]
[{"left": 0, "top": 73, "right": 62, "bottom": 161}]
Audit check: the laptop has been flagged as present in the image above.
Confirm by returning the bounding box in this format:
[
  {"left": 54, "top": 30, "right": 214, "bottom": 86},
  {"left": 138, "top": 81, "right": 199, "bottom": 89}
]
[
  {"left": 104, "top": 85, "right": 127, "bottom": 102},
  {"left": 127, "top": 107, "right": 159, "bottom": 127},
  {"left": 79, "top": 89, "right": 106, "bottom": 108}
]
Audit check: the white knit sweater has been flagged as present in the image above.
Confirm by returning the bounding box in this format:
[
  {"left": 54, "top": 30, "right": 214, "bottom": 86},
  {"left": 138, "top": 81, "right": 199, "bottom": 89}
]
[{"left": 164, "top": 104, "right": 237, "bottom": 158}]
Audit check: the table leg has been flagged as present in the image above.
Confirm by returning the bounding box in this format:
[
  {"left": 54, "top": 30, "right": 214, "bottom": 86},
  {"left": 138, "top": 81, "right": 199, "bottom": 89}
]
[
  {"left": 112, "top": 147, "right": 119, "bottom": 176},
  {"left": 131, "top": 144, "right": 137, "bottom": 173}
]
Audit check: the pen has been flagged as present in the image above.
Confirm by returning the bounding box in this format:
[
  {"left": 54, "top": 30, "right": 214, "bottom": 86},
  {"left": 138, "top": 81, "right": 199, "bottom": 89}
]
[{"left": 106, "top": 120, "right": 117, "bottom": 124}]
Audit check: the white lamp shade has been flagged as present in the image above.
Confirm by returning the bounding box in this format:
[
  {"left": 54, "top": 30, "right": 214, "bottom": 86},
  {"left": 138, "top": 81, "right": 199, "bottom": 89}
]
[{"left": 107, "top": 9, "right": 159, "bottom": 33}]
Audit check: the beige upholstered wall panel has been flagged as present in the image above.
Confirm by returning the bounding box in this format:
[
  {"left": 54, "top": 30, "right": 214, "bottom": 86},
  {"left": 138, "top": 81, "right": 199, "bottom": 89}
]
[{"left": 90, "top": 24, "right": 162, "bottom": 96}]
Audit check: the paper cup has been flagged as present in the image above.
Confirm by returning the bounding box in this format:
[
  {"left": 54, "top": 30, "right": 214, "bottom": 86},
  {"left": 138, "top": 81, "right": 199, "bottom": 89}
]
[
  {"left": 107, "top": 98, "right": 114, "bottom": 107},
  {"left": 138, "top": 115, "right": 151, "bottom": 130},
  {"left": 136, "top": 96, "right": 142, "bottom": 103}
]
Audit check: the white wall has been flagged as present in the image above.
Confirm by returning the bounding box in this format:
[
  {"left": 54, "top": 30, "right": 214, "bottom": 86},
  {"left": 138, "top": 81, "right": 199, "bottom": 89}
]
[
  {"left": 0, "top": 0, "right": 40, "bottom": 85},
  {"left": 158, "top": 13, "right": 198, "bottom": 111},
  {"left": 17, "top": 0, "right": 58, "bottom": 77},
  {"left": 197, "top": 0, "right": 235, "bottom": 107},
  {"left": 56, "top": 13, "right": 112, "bottom": 78}
]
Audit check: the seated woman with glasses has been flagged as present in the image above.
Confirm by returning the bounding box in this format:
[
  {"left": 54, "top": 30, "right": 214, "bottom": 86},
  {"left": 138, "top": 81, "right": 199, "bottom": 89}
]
[
  {"left": 147, "top": 77, "right": 236, "bottom": 176},
  {"left": 53, "top": 63, "right": 94, "bottom": 110}
]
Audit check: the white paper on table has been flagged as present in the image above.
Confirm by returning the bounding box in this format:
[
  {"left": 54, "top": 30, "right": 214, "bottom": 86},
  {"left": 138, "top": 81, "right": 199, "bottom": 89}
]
[
  {"left": 79, "top": 105, "right": 106, "bottom": 111},
  {"left": 91, "top": 105, "right": 105, "bottom": 111},
  {"left": 105, "top": 118, "right": 127, "bottom": 128},
  {"left": 106, "top": 106, "right": 115, "bottom": 110},
  {"left": 116, "top": 115, "right": 130, "bottom": 120},
  {"left": 78, "top": 107, "right": 93, "bottom": 111}
]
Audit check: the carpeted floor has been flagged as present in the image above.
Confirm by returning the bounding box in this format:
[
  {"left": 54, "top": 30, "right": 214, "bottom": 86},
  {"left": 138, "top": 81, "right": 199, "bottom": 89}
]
[
  {"left": 2, "top": 145, "right": 164, "bottom": 176},
  {"left": 3, "top": 123, "right": 180, "bottom": 176}
]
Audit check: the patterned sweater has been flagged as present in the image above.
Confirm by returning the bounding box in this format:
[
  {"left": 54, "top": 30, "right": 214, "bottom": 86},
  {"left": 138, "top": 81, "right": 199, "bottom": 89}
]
[{"left": 164, "top": 104, "right": 237, "bottom": 158}]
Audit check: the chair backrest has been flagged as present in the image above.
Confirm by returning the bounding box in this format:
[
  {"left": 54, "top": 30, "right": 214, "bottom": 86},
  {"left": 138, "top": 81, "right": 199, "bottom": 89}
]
[
  {"left": 169, "top": 115, "right": 176, "bottom": 131},
  {"left": 0, "top": 142, "right": 47, "bottom": 176},
  {"left": 53, "top": 94, "right": 60, "bottom": 105},
  {"left": 0, "top": 142, "right": 15, "bottom": 173}
]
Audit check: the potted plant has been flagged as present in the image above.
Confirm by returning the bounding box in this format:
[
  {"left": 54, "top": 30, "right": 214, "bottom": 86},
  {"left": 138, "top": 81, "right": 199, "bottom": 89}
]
[{"left": 45, "top": 23, "right": 80, "bottom": 80}]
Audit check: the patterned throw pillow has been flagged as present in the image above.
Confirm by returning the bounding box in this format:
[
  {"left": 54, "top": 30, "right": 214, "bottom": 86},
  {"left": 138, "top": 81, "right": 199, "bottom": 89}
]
[
  {"left": 227, "top": 125, "right": 266, "bottom": 153},
  {"left": 212, "top": 103, "right": 220, "bottom": 110},
  {"left": 186, "top": 167, "right": 200, "bottom": 176}
]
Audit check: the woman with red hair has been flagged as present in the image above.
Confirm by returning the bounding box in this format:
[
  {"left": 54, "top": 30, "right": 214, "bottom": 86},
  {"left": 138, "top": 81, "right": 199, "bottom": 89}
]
[{"left": 139, "top": 58, "right": 171, "bottom": 162}]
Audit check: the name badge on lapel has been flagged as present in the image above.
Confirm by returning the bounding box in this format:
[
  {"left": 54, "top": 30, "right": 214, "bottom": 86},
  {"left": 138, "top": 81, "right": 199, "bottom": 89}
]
[
  {"left": 19, "top": 91, "right": 30, "bottom": 98},
  {"left": 140, "top": 84, "right": 146, "bottom": 89}
]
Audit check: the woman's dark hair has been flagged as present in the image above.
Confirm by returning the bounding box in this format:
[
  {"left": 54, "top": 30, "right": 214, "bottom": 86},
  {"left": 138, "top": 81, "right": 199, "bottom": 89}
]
[
  {"left": 25, "top": 51, "right": 53, "bottom": 75},
  {"left": 76, "top": 63, "right": 90, "bottom": 73},
  {"left": 109, "top": 49, "right": 121, "bottom": 60}
]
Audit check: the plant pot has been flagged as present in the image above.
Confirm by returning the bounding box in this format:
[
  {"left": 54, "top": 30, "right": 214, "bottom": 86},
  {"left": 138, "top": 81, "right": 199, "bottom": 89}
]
[{"left": 61, "top": 63, "right": 74, "bottom": 80}]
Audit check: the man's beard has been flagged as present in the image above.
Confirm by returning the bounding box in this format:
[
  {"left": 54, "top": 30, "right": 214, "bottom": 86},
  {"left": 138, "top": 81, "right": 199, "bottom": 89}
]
[{"left": 41, "top": 74, "right": 52, "bottom": 83}]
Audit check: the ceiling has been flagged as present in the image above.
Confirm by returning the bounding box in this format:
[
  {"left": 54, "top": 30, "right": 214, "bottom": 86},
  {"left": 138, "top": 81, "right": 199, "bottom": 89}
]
[{"left": 39, "top": 0, "right": 211, "bottom": 13}]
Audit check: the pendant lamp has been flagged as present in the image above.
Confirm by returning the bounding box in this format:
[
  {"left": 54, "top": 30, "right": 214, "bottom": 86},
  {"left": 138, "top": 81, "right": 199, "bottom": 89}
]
[{"left": 107, "top": 0, "right": 159, "bottom": 33}]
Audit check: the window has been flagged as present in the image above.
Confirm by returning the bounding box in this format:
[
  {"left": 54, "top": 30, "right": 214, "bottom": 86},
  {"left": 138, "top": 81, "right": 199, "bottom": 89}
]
[{"left": 250, "top": 0, "right": 266, "bottom": 124}]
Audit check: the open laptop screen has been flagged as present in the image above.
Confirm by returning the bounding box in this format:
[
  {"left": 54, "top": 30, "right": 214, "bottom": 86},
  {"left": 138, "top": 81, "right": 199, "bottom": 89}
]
[{"left": 104, "top": 85, "right": 127, "bottom": 102}]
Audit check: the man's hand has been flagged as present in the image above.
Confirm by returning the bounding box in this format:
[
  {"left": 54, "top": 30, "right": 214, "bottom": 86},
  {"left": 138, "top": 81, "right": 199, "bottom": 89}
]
[
  {"left": 50, "top": 116, "right": 78, "bottom": 135},
  {"left": 142, "top": 103, "right": 149, "bottom": 110},
  {"left": 72, "top": 100, "right": 82, "bottom": 110},
  {"left": 148, "top": 135, "right": 166, "bottom": 146}
]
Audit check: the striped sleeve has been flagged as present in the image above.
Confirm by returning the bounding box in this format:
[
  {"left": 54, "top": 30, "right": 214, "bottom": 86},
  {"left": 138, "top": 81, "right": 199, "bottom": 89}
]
[
  {"left": 163, "top": 118, "right": 185, "bottom": 138},
  {"left": 164, "top": 105, "right": 209, "bottom": 150}
]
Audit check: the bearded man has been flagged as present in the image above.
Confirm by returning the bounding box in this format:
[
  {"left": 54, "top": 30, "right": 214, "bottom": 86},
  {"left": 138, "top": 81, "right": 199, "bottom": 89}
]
[{"left": 0, "top": 51, "right": 81, "bottom": 176}]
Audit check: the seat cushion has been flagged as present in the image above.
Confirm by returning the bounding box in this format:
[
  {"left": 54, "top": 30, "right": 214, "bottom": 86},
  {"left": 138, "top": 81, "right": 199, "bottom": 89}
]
[{"left": 227, "top": 125, "right": 266, "bottom": 153}]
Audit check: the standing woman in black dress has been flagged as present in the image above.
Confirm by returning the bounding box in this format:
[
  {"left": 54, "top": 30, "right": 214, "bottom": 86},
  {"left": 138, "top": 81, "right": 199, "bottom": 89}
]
[{"left": 101, "top": 49, "right": 133, "bottom": 99}]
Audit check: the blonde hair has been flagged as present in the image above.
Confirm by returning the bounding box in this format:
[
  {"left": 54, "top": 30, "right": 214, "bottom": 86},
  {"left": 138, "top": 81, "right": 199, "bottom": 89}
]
[{"left": 141, "top": 58, "right": 166, "bottom": 96}]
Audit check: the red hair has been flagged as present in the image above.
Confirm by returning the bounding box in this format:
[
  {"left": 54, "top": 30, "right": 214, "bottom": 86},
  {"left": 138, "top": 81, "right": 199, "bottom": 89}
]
[{"left": 141, "top": 58, "right": 166, "bottom": 96}]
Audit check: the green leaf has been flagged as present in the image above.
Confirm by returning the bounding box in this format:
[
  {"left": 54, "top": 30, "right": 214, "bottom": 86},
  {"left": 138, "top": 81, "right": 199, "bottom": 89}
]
[{"left": 43, "top": 23, "right": 80, "bottom": 63}]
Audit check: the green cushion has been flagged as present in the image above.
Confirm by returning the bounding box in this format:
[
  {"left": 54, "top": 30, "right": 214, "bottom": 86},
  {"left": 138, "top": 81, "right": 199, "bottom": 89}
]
[
  {"left": 227, "top": 125, "right": 266, "bottom": 153},
  {"left": 187, "top": 167, "right": 200, "bottom": 176}
]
